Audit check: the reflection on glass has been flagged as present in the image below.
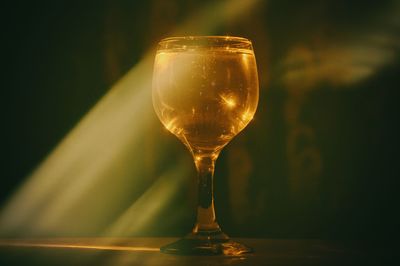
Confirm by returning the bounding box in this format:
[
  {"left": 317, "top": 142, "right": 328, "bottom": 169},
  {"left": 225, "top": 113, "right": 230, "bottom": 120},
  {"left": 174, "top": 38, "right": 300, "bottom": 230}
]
[{"left": 152, "top": 36, "right": 259, "bottom": 255}]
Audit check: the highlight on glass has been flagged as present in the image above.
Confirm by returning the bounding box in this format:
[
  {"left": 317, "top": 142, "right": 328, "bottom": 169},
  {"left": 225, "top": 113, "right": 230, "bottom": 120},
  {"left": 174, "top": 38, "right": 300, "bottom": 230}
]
[{"left": 152, "top": 36, "right": 259, "bottom": 255}]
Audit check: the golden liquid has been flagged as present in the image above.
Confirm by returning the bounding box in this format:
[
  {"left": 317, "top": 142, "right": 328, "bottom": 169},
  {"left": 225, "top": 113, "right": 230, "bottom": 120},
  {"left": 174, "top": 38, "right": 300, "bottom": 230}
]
[{"left": 152, "top": 48, "right": 259, "bottom": 154}]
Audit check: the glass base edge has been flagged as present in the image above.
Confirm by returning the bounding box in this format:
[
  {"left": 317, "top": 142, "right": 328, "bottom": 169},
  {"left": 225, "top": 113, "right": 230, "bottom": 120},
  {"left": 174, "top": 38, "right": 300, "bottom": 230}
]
[{"left": 160, "top": 237, "right": 253, "bottom": 256}]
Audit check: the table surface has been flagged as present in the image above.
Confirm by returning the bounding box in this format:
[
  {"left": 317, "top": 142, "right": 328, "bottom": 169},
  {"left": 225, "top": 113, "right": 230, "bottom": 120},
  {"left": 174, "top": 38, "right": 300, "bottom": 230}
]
[{"left": 0, "top": 237, "right": 395, "bottom": 265}]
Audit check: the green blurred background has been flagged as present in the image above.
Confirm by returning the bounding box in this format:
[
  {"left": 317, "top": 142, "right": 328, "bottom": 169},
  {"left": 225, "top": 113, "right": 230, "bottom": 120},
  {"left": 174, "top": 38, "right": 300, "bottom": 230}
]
[{"left": 2, "top": 0, "right": 399, "bottom": 240}]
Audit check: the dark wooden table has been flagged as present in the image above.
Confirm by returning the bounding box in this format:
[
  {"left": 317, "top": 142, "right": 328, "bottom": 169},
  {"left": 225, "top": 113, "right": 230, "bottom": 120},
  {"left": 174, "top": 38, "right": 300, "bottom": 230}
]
[{"left": 0, "top": 237, "right": 394, "bottom": 265}]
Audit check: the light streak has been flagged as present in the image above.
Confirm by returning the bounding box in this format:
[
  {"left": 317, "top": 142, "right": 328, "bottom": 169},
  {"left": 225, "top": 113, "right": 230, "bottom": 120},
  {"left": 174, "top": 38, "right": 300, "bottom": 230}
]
[
  {"left": 0, "top": 241, "right": 159, "bottom": 252},
  {"left": 0, "top": 0, "right": 264, "bottom": 237}
]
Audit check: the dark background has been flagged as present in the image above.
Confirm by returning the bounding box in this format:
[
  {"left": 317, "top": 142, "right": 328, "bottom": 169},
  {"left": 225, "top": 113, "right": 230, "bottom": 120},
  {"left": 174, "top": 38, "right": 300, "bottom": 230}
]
[{"left": 1, "top": 0, "right": 399, "bottom": 240}]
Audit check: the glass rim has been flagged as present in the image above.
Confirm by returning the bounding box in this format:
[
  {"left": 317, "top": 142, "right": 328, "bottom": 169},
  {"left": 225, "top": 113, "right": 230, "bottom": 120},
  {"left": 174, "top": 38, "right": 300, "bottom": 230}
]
[{"left": 157, "top": 35, "right": 253, "bottom": 50}]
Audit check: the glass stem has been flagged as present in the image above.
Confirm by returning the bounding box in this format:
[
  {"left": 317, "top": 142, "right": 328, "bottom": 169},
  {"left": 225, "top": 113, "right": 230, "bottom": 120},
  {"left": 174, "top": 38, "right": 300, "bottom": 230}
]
[{"left": 192, "top": 154, "right": 221, "bottom": 233}]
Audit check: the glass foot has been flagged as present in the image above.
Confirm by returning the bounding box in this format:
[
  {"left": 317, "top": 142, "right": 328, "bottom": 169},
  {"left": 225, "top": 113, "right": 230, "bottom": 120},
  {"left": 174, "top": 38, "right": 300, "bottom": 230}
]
[{"left": 160, "top": 234, "right": 253, "bottom": 255}]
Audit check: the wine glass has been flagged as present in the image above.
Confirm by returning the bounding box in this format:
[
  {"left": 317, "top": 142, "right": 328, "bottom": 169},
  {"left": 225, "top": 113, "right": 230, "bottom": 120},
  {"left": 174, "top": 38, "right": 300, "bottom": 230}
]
[{"left": 152, "top": 36, "right": 259, "bottom": 255}]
